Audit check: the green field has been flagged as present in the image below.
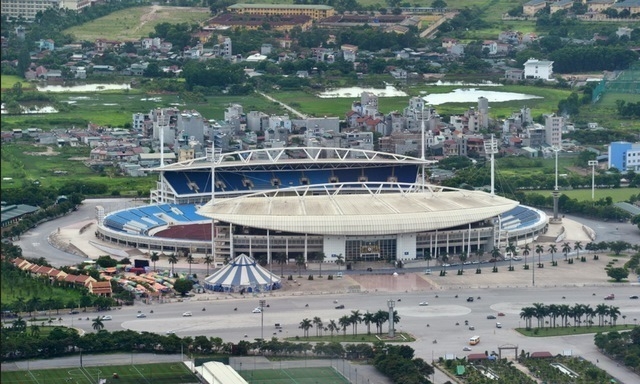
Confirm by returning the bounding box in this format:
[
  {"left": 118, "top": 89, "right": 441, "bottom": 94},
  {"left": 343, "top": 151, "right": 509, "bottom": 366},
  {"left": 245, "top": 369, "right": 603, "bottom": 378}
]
[
  {"left": 1, "top": 363, "right": 197, "bottom": 384},
  {"left": 524, "top": 188, "right": 640, "bottom": 203},
  {"left": 1, "top": 75, "right": 34, "bottom": 90},
  {"left": 63, "top": 6, "right": 211, "bottom": 41},
  {"left": 239, "top": 367, "right": 349, "bottom": 384}
]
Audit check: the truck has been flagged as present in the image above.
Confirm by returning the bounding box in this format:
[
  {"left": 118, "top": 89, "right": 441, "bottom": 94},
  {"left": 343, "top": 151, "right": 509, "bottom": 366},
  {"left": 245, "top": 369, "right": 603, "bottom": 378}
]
[{"left": 604, "top": 294, "right": 615, "bottom": 300}]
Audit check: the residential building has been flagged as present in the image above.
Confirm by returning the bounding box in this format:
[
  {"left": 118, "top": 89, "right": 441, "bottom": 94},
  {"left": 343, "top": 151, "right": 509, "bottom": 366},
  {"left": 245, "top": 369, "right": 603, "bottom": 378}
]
[
  {"left": 523, "top": 0, "right": 547, "bottom": 16},
  {"left": 2, "top": 0, "right": 58, "bottom": 20},
  {"left": 544, "top": 113, "right": 562, "bottom": 148},
  {"left": 524, "top": 58, "right": 554, "bottom": 80},
  {"left": 608, "top": 141, "right": 640, "bottom": 172},
  {"left": 550, "top": 0, "right": 573, "bottom": 14}
]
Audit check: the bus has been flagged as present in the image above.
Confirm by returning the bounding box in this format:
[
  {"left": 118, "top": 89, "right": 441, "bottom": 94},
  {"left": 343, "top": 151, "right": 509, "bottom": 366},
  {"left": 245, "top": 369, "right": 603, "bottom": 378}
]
[{"left": 469, "top": 336, "right": 480, "bottom": 345}]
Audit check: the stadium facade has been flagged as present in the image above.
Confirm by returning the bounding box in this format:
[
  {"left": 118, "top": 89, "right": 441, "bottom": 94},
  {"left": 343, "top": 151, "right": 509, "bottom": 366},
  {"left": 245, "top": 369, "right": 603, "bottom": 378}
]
[{"left": 95, "top": 147, "right": 548, "bottom": 267}]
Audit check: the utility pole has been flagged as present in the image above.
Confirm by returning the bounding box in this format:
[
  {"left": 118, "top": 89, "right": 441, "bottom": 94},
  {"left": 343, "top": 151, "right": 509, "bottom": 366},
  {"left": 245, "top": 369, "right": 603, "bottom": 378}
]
[{"left": 259, "top": 299, "right": 266, "bottom": 340}]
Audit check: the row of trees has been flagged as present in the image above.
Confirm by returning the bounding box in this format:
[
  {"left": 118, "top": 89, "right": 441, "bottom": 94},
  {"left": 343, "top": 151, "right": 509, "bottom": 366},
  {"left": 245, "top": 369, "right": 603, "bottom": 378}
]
[
  {"left": 519, "top": 303, "right": 623, "bottom": 330},
  {"left": 298, "top": 309, "right": 400, "bottom": 338}
]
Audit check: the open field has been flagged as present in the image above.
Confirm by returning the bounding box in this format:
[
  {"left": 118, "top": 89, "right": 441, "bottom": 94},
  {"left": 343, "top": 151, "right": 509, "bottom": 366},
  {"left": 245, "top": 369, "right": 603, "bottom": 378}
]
[
  {"left": 63, "top": 6, "right": 211, "bottom": 41},
  {"left": 581, "top": 92, "right": 640, "bottom": 130},
  {"left": 1, "top": 76, "right": 34, "bottom": 90},
  {"left": 1, "top": 363, "right": 197, "bottom": 384},
  {"left": 0, "top": 143, "right": 156, "bottom": 192},
  {"left": 239, "top": 367, "right": 349, "bottom": 384},
  {"left": 523, "top": 188, "right": 640, "bottom": 203}
]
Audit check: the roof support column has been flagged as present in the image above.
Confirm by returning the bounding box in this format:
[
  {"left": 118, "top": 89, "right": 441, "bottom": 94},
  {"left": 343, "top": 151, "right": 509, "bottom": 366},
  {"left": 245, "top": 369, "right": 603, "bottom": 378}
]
[
  {"left": 304, "top": 233, "right": 308, "bottom": 262},
  {"left": 267, "top": 229, "right": 271, "bottom": 264},
  {"left": 229, "top": 223, "right": 234, "bottom": 260}
]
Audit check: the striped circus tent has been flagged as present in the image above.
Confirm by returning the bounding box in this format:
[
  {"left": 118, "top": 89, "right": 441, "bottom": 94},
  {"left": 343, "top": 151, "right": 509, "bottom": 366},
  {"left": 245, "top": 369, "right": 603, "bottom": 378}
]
[{"left": 204, "top": 254, "right": 281, "bottom": 293}]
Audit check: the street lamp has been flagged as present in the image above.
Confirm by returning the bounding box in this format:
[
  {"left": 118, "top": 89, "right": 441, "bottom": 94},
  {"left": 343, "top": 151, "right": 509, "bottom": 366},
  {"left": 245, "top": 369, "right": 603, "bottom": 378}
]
[
  {"left": 387, "top": 299, "right": 395, "bottom": 338},
  {"left": 259, "top": 299, "right": 266, "bottom": 340},
  {"left": 588, "top": 160, "right": 598, "bottom": 200}
]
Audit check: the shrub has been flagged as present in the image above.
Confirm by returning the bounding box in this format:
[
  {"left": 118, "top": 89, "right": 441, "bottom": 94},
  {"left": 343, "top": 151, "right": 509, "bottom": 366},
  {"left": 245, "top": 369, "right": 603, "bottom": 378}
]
[
  {"left": 308, "top": 275, "right": 314, "bottom": 280},
  {"left": 288, "top": 275, "right": 293, "bottom": 280},
  {"left": 328, "top": 275, "right": 333, "bottom": 280}
]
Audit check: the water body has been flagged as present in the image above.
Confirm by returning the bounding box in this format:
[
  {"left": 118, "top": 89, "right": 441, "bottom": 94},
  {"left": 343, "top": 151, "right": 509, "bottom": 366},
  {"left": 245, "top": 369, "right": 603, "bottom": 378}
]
[
  {"left": 318, "top": 85, "right": 408, "bottom": 98},
  {"left": 423, "top": 88, "right": 542, "bottom": 105},
  {"left": 37, "top": 84, "right": 131, "bottom": 92},
  {"left": 433, "top": 80, "right": 502, "bottom": 87}
]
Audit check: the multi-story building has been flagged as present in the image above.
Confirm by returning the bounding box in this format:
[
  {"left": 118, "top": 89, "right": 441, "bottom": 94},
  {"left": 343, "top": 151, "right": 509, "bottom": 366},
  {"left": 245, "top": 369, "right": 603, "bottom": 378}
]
[
  {"left": 523, "top": 0, "right": 547, "bottom": 16},
  {"left": 524, "top": 58, "right": 554, "bottom": 80},
  {"left": 2, "top": 0, "right": 90, "bottom": 20},
  {"left": 544, "top": 113, "right": 562, "bottom": 148},
  {"left": 608, "top": 141, "right": 640, "bottom": 172},
  {"left": 227, "top": 4, "right": 335, "bottom": 20}
]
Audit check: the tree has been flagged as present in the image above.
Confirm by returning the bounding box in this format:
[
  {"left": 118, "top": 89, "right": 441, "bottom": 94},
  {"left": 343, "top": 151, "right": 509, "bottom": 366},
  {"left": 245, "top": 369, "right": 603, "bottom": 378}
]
[
  {"left": 203, "top": 255, "right": 214, "bottom": 276},
  {"left": 506, "top": 242, "right": 517, "bottom": 270},
  {"left": 92, "top": 316, "right": 104, "bottom": 331},
  {"left": 608, "top": 241, "right": 631, "bottom": 255},
  {"left": 491, "top": 248, "right": 501, "bottom": 270},
  {"left": 185, "top": 252, "right": 194, "bottom": 276},
  {"left": 174, "top": 278, "right": 194, "bottom": 296},
  {"left": 316, "top": 252, "right": 325, "bottom": 277},
  {"left": 548, "top": 244, "right": 558, "bottom": 264},
  {"left": 338, "top": 315, "right": 350, "bottom": 337},
  {"left": 168, "top": 253, "right": 178, "bottom": 276},
  {"left": 335, "top": 254, "right": 344, "bottom": 272},
  {"left": 312, "top": 316, "right": 323, "bottom": 337},
  {"left": 562, "top": 242, "right": 572, "bottom": 260},
  {"left": 327, "top": 319, "right": 338, "bottom": 337},
  {"left": 299, "top": 318, "right": 313, "bottom": 338},
  {"left": 573, "top": 241, "right": 583, "bottom": 258},
  {"left": 349, "top": 310, "right": 362, "bottom": 336},
  {"left": 363, "top": 311, "right": 375, "bottom": 335},
  {"left": 535, "top": 244, "right": 544, "bottom": 266},
  {"left": 432, "top": 0, "right": 447, "bottom": 8},
  {"left": 607, "top": 267, "right": 629, "bottom": 282},
  {"left": 459, "top": 252, "right": 467, "bottom": 273},
  {"left": 520, "top": 307, "right": 535, "bottom": 329},
  {"left": 296, "top": 256, "right": 305, "bottom": 278},
  {"left": 150, "top": 252, "right": 160, "bottom": 272}
]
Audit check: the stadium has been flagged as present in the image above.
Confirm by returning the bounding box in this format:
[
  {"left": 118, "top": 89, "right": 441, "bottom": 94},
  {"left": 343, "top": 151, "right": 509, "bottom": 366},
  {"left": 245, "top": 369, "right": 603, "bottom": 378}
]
[{"left": 95, "top": 147, "right": 548, "bottom": 269}]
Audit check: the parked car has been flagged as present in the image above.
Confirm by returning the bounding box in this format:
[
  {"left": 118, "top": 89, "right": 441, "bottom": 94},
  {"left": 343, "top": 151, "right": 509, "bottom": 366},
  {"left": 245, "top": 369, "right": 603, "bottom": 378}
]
[
  {"left": 463, "top": 346, "right": 472, "bottom": 351},
  {"left": 69, "top": 310, "right": 79, "bottom": 315},
  {"left": 630, "top": 295, "right": 638, "bottom": 299},
  {"left": 335, "top": 304, "right": 345, "bottom": 309},
  {"left": 497, "top": 312, "right": 505, "bottom": 317},
  {"left": 419, "top": 301, "right": 429, "bottom": 306},
  {"left": 467, "top": 297, "right": 474, "bottom": 302},
  {"left": 496, "top": 322, "right": 502, "bottom": 328},
  {"left": 101, "top": 315, "right": 112, "bottom": 321},
  {"left": 604, "top": 294, "right": 615, "bottom": 300},
  {"left": 252, "top": 307, "right": 262, "bottom": 313},
  {"left": 182, "top": 312, "right": 192, "bottom": 317},
  {"left": 166, "top": 330, "right": 175, "bottom": 335},
  {"left": 468, "top": 325, "right": 475, "bottom": 330},
  {"left": 136, "top": 313, "right": 147, "bottom": 318},
  {"left": 486, "top": 315, "right": 496, "bottom": 319}
]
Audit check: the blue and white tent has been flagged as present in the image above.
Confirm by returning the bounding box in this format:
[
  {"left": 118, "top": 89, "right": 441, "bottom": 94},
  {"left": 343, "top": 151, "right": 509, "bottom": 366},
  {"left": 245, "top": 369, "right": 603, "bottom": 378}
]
[{"left": 204, "top": 254, "right": 281, "bottom": 293}]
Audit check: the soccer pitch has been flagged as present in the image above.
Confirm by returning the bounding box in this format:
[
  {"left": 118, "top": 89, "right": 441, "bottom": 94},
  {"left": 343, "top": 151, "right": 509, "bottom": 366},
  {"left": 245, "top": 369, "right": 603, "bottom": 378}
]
[
  {"left": 239, "top": 367, "right": 349, "bottom": 384},
  {"left": 1, "top": 363, "right": 198, "bottom": 384}
]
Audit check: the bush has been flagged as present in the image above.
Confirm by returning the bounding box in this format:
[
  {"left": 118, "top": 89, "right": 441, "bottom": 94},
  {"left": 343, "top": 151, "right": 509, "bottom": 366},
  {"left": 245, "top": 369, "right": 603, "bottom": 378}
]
[
  {"left": 476, "top": 268, "right": 481, "bottom": 274},
  {"left": 328, "top": 275, "right": 333, "bottom": 280},
  {"left": 492, "top": 267, "right": 498, "bottom": 273},
  {"left": 287, "top": 275, "right": 293, "bottom": 280},
  {"left": 308, "top": 275, "right": 314, "bottom": 280}
]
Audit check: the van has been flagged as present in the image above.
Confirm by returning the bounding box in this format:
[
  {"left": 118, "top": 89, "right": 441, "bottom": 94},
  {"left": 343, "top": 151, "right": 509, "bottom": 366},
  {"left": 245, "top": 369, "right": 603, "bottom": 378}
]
[{"left": 469, "top": 336, "right": 480, "bottom": 345}]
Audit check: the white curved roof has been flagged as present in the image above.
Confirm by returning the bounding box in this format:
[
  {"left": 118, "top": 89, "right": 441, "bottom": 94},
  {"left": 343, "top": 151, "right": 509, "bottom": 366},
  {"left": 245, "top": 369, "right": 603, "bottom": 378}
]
[{"left": 197, "top": 182, "right": 518, "bottom": 236}]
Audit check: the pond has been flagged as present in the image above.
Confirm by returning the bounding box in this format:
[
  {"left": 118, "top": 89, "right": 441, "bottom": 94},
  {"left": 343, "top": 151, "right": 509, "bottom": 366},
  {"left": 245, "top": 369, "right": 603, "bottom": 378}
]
[
  {"left": 318, "top": 85, "right": 408, "bottom": 98},
  {"left": 432, "top": 81, "right": 502, "bottom": 87},
  {"left": 37, "top": 84, "right": 131, "bottom": 93},
  {"left": 423, "top": 88, "right": 542, "bottom": 105}
]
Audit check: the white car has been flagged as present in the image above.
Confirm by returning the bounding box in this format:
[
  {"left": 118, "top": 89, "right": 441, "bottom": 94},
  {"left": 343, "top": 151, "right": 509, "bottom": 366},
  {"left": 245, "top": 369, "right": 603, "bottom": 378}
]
[
  {"left": 101, "top": 315, "right": 112, "bottom": 321},
  {"left": 496, "top": 322, "right": 502, "bottom": 328},
  {"left": 182, "top": 312, "right": 192, "bottom": 317},
  {"left": 166, "top": 330, "right": 176, "bottom": 335},
  {"left": 419, "top": 301, "right": 429, "bottom": 306},
  {"left": 252, "top": 307, "right": 262, "bottom": 314},
  {"left": 512, "top": 256, "right": 522, "bottom": 261},
  {"left": 136, "top": 313, "right": 147, "bottom": 318}
]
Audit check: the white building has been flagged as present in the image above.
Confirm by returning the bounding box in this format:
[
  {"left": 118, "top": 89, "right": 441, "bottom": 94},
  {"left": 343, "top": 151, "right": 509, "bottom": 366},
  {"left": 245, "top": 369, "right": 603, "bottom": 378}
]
[
  {"left": 524, "top": 58, "right": 554, "bottom": 80},
  {"left": 544, "top": 113, "right": 562, "bottom": 148}
]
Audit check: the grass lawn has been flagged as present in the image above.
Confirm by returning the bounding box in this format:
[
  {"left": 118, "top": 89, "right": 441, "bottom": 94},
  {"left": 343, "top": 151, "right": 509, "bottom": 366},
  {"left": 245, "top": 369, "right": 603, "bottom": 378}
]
[
  {"left": 523, "top": 188, "right": 640, "bottom": 203},
  {"left": 239, "top": 367, "right": 348, "bottom": 384},
  {"left": 516, "top": 324, "right": 636, "bottom": 337},
  {"left": 580, "top": 92, "right": 640, "bottom": 130},
  {"left": 63, "top": 6, "right": 211, "bottom": 41},
  {"left": 0, "top": 363, "right": 197, "bottom": 384},
  {"left": 1, "top": 75, "right": 34, "bottom": 91},
  {"left": 285, "top": 332, "right": 414, "bottom": 343}
]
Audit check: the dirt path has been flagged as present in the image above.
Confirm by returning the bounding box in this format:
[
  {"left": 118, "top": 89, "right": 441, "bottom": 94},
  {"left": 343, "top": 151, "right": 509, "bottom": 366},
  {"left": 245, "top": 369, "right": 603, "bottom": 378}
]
[{"left": 134, "top": 4, "right": 162, "bottom": 34}]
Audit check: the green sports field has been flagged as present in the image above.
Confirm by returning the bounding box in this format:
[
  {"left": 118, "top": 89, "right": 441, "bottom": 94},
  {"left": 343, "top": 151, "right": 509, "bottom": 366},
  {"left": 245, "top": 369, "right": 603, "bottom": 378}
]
[
  {"left": 1, "top": 363, "right": 197, "bottom": 384},
  {"left": 239, "top": 367, "right": 349, "bottom": 384}
]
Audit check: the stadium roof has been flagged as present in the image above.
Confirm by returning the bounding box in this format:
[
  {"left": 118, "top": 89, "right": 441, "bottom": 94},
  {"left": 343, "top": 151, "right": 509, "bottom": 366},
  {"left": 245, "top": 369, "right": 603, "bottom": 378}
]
[
  {"left": 197, "top": 182, "right": 518, "bottom": 236},
  {"left": 154, "top": 147, "right": 433, "bottom": 172}
]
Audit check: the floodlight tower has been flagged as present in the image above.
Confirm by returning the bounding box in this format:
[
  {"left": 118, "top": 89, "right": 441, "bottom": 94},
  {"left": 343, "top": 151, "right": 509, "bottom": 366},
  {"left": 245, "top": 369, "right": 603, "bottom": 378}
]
[
  {"left": 550, "top": 147, "right": 562, "bottom": 223},
  {"left": 387, "top": 299, "right": 395, "bottom": 338},
  {"left": 483, "top": 135, "right": 498, "bottom": 197},
  {"left": 421, "top": 103, "right": 426, "bottom": 190},
  {"left": 588, "top": 160, "right": 598, "bottom": 200}
]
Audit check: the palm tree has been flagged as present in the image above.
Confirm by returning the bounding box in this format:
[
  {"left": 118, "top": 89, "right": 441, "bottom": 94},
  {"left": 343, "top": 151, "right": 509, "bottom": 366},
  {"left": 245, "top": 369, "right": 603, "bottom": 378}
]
[
  {"left": 558, "top": 304, "right": 571, "bottom": 327},
  {"left": 349, "top": 310, "right": 362, "bottom": 336},
  {"left": 92, "top": 316, "right": 104, "bottom": 331},
  {"left": 535, "top": 245, "right": 544, "bottom": 267},
  {"left": 299, "top": 318, "right": 313, "bottom": 338},
  {"left": 522, "top": 245, "right": 531, "bottom": 268},
  {"left": 363, "top": 312, "right": 375, "bottom": 335},
  {"left": 532, "top": 303, "right": 547, "bottom": 328},
  {"left": 30, "top": 323, "right": 40, "bottom": 337},
  {"left": 476, "top": 248, "right": 485, "bottom": 264},
  {"left": 150, "top": 252, "right": 160, "bottom": 272},
  {"left": 203, "top": 255, "right": 213, "bottom": 275},
  {"left": 185, "top": 252, "right": 194, "bottom": 276},
  {"left": 327, "top": 320, "right": 338, "bottom": 337},
  {"left": 338, "top": 315, "right": 350, "bottom": 337},
  {"left": 440, "top": 253, "right": 449, "bottom": 272},
  {"left": 425, "top": 250, "right": 432, "bottom": 269},
  {"left": 12, "top": 316, "right": 27, "bottom": 333},
  {"left": 548, "top": 304, "right": 559, "bottom": 328},
  {"left": 312, "top": 316, "right": 323, "bottom": 337},
  {"left": 168, "top": 253, "right": 178, "bottom": 276},
  {"left": 548, "top": 244, "right": 558, "bottom": 264},
  {"left": 275, "top": 252, "right": 287, "bottom": 277},
  {"left": 490, "top": 248, "right": 501, "bottom": 270},
  {"left": 608, "top": 306, "right": 621, "bottom": 326},
  {"left": 374, "top": 310, "right": 388, "bottom": 334},
  {"left": 335, "top": 254, "right": 344, "bottom": 272},
  {"left": 596, "top": 303, "right": 609, "bottom": 327},
  {"left": 296, "top": 256, "right": 305, "bottom": 277},
  {"left": 506, "top": 242, "right": 516, "bottom": 270},
  {"left": 573, "top": 241, "right": 583, "bottom": 259},
  {"left": 316, "top": 252, "right": 325, "bottom": 277},
  {"left": 459, "top": 252, "right": 467, "bottom": 273},
  {"left": 562, "top": 242, "right": 572, "bottom": 261}
]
